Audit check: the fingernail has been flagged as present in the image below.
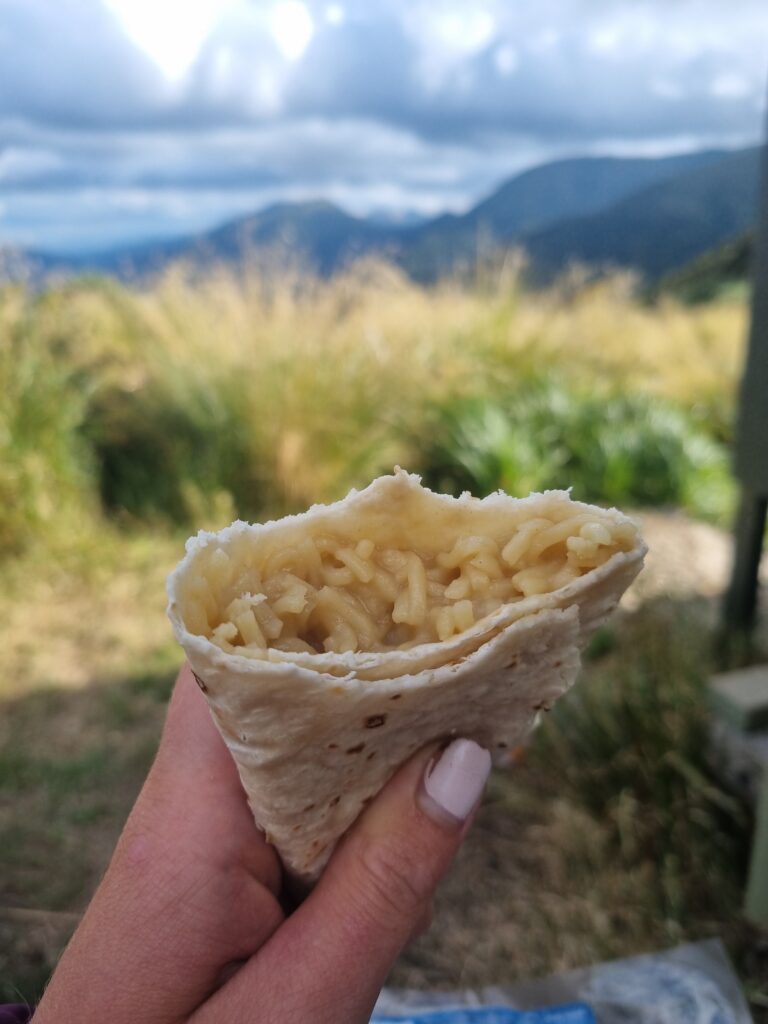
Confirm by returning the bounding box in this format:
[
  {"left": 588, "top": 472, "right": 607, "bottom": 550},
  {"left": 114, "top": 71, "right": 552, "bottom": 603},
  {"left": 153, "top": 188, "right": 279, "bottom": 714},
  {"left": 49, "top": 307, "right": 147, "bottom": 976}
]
[{"left": 419, "top": 739, "right": 491, "bottom": 826}]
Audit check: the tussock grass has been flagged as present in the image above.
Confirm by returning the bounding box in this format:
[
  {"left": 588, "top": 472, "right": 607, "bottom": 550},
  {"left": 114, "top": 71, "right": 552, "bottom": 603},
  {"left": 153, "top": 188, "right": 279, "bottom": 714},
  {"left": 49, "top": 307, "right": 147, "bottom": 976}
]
[
  {"left": 0, "top": 262, "right": 746, "bottom": 557},
  {"left": 0, "top": 285, "right": 98, "bottom": 554},
  {"left": 535, "top": 601, "right": 751, "bottom": 929}
]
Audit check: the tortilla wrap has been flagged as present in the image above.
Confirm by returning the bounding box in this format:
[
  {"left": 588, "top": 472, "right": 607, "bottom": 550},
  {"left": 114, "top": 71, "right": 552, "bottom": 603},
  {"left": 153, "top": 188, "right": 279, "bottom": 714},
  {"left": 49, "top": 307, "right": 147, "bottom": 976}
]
[{"left": 167, "top": 469, "right": 645, "bottom": 882}]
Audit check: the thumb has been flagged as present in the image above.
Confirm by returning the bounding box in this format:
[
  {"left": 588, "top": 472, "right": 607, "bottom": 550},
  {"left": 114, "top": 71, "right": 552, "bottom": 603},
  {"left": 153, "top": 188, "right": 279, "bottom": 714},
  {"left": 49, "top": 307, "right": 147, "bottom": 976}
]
[{"left": 199, "top": 738, "right": 491, "bottom": 1024}]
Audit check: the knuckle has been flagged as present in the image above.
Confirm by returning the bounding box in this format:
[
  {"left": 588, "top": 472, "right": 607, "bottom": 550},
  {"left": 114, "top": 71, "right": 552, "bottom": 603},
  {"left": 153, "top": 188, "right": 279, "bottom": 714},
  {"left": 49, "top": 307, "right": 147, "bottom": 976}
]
[{"left": 354, "top": 833, "right": 437, "bottom": 928}]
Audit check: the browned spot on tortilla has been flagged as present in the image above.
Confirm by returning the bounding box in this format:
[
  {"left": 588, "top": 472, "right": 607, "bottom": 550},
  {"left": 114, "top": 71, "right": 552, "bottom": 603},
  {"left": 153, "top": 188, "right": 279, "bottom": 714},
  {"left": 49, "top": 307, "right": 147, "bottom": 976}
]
[
  {"left": 333, "top": 685, "right": 344, "bottom": 695},
  {"left": 292, "top": 824, "right": 301, "bottom": 832},
  {"left": 389, "top": 693, "right": 403, "bottom": 701},
  {"left": 191, "top": 671, "right": 208, "bottom": 693},
  {"left": 361, "top": 796, "right": 373, "bottom": 807},
  {"left": 366, "top": 751, "right": 377, "bottom": 761},
  {"left": 327, "top": 743, "right": 339, "bottom": 749},
  {"left": 553, "top": 660, "right": 562, "bottom": 668},
  {"left": 497, "top": 741, "right": 508, "bottom": 749},
  {"left": 302, "top": 802, "right": 315, "bottom": 812},
  {"left": 346, "top": 743, "right": 365, "bottom": 754},
  {"left": 329, "top": 795, "right": 340, "bottom": 807},
  {"left": 505, "top": 659, "right": 518, "bottom": 670},
  {"left": 365, "top": 714, "right": 387, "bottom": 729}
]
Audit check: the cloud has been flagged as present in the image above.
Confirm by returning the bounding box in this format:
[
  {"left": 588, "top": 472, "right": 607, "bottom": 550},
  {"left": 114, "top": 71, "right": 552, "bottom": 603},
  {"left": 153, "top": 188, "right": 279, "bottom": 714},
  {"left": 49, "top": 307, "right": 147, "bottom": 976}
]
[
  {"left": 3, "top": 0, "right": 765, "bottom": 138},
  {"left": 0, "top": 0, "right": 167, "bottom": 128},
  {"left": 0, "top": 116, "right": 510, "bottom": 250},
  {"left": 0, "top": 0, "right": 766, "bottom": 251}
]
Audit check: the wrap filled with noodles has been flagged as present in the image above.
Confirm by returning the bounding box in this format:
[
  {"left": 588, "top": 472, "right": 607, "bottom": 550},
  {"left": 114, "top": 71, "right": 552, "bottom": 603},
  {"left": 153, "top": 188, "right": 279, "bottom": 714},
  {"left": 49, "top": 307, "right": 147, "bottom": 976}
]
[{"left": 167, "top": 469, "right": 645, "bottom": 883}]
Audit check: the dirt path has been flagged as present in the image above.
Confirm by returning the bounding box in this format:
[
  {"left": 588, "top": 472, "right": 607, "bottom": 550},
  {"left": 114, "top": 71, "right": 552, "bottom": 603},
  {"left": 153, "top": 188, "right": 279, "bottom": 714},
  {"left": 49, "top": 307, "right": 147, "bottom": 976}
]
[{"left": 624, "top": 509, "right": 768, "bottom": 607}]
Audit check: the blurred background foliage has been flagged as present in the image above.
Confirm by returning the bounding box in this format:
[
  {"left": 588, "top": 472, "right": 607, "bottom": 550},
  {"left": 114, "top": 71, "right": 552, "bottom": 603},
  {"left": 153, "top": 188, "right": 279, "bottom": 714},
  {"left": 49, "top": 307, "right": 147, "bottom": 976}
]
[{"left": 0, "top": 259, "right": 745, "bottom": 559}]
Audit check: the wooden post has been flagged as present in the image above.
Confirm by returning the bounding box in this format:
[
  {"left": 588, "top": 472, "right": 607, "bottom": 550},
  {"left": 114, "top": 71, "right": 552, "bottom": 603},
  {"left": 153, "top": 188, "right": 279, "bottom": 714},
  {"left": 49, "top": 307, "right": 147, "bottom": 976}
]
[
  {"left": 723, "top": 124, "right": 768, "bottom": 640},
  {"left": 746, "top": 767, "right": 768, "bottom": 924},
  {"left": 723, "top": 492, "right": 768, "bottom": 635}
]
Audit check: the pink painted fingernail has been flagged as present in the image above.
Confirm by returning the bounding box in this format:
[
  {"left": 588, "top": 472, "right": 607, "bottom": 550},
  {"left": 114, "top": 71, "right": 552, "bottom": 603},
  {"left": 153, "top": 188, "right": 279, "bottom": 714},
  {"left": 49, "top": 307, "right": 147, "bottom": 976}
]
[{"left": 420, "top": 739, "right": 491, "bottom": 825}]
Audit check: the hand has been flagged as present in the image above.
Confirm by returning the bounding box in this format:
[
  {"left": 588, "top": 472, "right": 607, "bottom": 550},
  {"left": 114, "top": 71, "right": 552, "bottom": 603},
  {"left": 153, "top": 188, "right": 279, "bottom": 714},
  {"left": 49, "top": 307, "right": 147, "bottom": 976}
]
[{"left": 33, "top": 665, "right": 491, "bottom": 1024}]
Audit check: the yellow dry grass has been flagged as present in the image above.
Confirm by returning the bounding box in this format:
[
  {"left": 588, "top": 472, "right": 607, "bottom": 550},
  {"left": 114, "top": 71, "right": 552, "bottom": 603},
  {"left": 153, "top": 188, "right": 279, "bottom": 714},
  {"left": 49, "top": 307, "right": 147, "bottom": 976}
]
[{"left": 0, "top": 261, "right": 748, "bottom": 700}]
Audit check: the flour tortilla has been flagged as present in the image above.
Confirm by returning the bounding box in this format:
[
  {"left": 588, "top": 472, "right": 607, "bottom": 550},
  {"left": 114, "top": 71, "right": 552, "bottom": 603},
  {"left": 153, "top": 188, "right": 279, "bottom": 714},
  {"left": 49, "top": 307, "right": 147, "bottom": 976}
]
[{"left": 167, "top": 470, "right": 645, "bottom": 882}]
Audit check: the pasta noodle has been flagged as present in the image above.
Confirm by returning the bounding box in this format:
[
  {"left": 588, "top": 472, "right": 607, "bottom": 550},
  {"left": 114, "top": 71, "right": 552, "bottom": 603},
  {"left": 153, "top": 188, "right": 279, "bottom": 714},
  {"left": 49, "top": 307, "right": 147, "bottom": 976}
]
[{"left": 197, "top": 504, "right": 636, "bottom": 656}]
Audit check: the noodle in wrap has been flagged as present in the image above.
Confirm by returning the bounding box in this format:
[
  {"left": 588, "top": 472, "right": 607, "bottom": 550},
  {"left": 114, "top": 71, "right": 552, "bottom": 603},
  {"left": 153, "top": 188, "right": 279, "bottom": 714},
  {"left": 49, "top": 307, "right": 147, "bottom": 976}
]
[{"left": 167, "top": 470, "right": 646, "bottom": 883}]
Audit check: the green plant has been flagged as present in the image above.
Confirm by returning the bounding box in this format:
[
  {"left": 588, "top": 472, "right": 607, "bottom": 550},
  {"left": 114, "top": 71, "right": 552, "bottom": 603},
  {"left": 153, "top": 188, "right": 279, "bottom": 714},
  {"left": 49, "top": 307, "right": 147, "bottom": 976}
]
[
  {"left": 532, "top": 600, "right": 752, "bottom": 925},
  {"left": 0, "top": 288, "right": 98, "bottom": 554},
  {"left": 84, "top": 373, "right": 267, "bottom": 525},
  {"left": 417, "top": 385, "right": 734, "bottom": 521}
]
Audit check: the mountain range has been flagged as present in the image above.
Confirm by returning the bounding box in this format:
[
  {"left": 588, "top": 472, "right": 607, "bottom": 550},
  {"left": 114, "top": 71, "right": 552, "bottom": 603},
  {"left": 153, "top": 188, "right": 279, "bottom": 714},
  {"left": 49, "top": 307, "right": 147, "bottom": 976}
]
[{"left": 2, "top": 145, "right": 762, "bottom": 286}]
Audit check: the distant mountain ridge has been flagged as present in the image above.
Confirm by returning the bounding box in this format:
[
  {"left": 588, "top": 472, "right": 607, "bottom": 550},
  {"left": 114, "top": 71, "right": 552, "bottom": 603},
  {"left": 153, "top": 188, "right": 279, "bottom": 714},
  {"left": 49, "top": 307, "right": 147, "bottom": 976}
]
[
  {"left": 398, "top": 149, "right": 734, "bottom": 279},
  {"left": 1, "top": 146, "right": 761, "bottom": 286},
  {"left": 659, "top": 233, "right": 753, "bottom": 303},
  {"left": 522, "top": 147, "right": 761, "bottom": 282}
]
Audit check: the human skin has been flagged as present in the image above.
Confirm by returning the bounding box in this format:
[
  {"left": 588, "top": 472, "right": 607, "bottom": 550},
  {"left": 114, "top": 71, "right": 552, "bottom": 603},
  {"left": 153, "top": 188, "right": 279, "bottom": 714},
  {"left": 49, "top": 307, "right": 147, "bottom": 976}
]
[{"left": 33, "top": 664, "right": 491, "bottom": 1024}]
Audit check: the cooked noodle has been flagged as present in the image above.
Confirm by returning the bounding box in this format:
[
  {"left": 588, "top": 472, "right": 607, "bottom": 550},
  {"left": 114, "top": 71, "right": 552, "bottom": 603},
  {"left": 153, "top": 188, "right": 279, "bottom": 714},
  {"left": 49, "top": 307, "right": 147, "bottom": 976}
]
[{"left": 185, "top": 505, "right": 637, "bottom": 656}]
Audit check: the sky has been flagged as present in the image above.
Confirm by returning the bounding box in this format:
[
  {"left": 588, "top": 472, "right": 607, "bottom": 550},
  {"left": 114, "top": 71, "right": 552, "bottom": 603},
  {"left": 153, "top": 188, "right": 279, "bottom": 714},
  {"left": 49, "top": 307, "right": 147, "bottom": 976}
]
[{"left": 0, "top": 0, "right": 766, "bottom": 253}]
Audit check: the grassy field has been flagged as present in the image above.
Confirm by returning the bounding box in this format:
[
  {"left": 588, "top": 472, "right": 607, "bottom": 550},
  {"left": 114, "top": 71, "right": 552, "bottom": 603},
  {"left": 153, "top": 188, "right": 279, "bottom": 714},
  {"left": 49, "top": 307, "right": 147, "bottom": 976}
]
[
  {"left": 1, "top": 262, "right": 766, "bottom": 1016},
  {"left": 0, "top": 259, "right": 746, "bottom": 558}
]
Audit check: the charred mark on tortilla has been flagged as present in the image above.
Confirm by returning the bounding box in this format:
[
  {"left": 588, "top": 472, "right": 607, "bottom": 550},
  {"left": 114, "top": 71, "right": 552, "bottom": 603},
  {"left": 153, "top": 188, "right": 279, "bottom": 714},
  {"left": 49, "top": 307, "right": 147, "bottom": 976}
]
[
  {"left": 329, "top": 795, "right": 341, "bottom": 807},
  {"left": 365, "top": 714, "right": 387, "bottom": 729},
  {"left": 327, "top": 742, "right": 339, "bottom": 749},
  {"left": 366, "top": 751, "right": 377, "bottom": 761},
  {"left": 191, "top": 671, "right": 208, "bottom": 693},
  {"left": 346, "top": 743, "right": 365, "bottom": 754},
  {"left": 302, "top": 802, "right": 315, "bottom": 812},
  {"left": 389, "top": 693, "right": 402, "bottom": 701}
]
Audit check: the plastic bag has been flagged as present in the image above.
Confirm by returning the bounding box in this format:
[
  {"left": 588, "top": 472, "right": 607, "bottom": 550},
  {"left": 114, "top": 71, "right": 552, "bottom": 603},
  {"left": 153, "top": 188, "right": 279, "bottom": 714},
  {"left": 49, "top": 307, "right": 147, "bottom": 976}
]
[
  {"left": 374, "top": 1007, "right": 594, "bottom": 1023},
  {"left": 372, "top": 939, "right": 753, "bottom": 1023}
]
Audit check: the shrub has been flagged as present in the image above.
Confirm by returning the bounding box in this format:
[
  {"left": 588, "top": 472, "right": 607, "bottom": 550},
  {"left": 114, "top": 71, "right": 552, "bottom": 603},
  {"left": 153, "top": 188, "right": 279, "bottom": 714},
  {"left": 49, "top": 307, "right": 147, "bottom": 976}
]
[
  {"left": 0, "top": 287, "right": 97, "bottom": 554},
  {"left": 84, "top": 374, "right": 267, "bottom": 527},
  {"left": 416, "top": 383, "right": 734, "bottom": 521}
]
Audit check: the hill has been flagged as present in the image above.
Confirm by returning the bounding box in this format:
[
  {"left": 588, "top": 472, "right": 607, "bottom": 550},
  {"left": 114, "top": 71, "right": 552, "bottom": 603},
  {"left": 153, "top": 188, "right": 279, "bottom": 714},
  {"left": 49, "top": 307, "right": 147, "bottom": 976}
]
[
  {"left": 0, "top": 147, "right": 761, "bottom": 285},
  {"left": 41, "top": 200, "right": 399, "bottom": 280},
  {"left": 400, "top": 150, "right": 730, "bottom": 279},
  {"left": 658, "top": 234, "right": 753, "bottom": 303},
  {"left": 522, "top": 147, "right": 761, "bottom": 282}
]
